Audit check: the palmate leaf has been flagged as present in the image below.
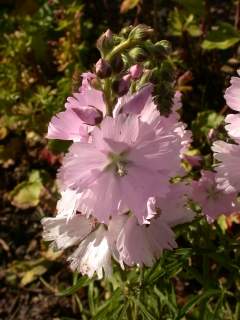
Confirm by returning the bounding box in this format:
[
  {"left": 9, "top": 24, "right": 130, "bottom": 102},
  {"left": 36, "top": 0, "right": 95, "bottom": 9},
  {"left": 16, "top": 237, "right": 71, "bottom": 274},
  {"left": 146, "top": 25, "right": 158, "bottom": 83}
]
[
  {"left": 168, "top": 8, "right": 202, "bottom": 37},
  {"left": 202, "top": 23, "right": 240, "bottom": 50}
]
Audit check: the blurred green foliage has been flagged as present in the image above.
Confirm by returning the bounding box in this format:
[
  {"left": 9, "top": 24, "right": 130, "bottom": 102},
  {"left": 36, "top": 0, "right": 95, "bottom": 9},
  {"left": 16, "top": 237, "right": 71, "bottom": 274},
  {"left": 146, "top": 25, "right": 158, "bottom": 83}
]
[{"left": 1, "top": 0, "right": 240, "bottom": 319}]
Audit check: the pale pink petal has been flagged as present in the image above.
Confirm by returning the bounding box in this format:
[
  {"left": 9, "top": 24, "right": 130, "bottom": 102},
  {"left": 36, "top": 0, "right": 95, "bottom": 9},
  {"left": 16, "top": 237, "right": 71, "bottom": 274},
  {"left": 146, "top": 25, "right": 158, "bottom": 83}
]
[
  {"left": 68, "top": 225, "right": 112, "bottom": 279},
  {"left": 225, "top": 113, "right": 240, "bottom": 142},
  {"left": 191, "top": 170, "right": 238, "bottom": 221},
  {"left": 224, "top": 76, "right": 240, "bottom": 111},
  {"left": 42, "top": 215, "right": 92, "bottom": 249},
  {"left": 58, "top": 104, "right": 185, "bottom": 223},
  {"left": 116, "top": 216, "right": 177, "bottom": 267},
  {"left": 47, "top": 109, "right": 88, "bottom": 142},
  {"left": 121, "top": 84, "right": 153, "bottom": 114}
]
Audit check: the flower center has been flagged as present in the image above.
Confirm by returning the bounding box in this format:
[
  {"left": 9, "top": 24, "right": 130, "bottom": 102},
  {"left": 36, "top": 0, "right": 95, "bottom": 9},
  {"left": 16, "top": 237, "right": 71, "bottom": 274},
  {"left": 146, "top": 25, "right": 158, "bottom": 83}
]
[
  {"left": 206, "top": 186, "right": 219, "bottom": 200},
  {"left": 106, "top": 152, "right": 129, "bottom": 177}
]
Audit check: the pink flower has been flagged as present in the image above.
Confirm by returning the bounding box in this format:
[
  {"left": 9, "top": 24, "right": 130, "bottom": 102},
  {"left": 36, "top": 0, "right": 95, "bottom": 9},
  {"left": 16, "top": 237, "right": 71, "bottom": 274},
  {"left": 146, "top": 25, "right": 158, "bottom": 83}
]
[
  {"left": 58, "top": 113, "right": 182, "bottom": 224},
  {"left": 191, "top": 170, "right": 237, "bottom": 222},
  {"left": 119, "top": 85, "right": 191, "bottom": 162},
  {"left": 47, "top": 109, "right": 89, "bottom": 142},
  {"left": 47, "top": 87, "right": 105, "bottom": 141},
  {"left": 225, "top": 113, "right": 240, "bottom": 142},
  {"left": 42, "top": 214, "right": 92, "bottom": 250},
  {"left": 114, "top": 84, "right": 153, "bottom": 116},
  {"left": 212, "top": 141, "right": 240, "bottom": 193},
  {"left": 224, "top": 71, "right": 240, "bottom": 111},
  {"left": 42, "top": 182, "right": 194, "bottom": 274},
  {"left": 56, "top": 188, "right": 83, "bottom": 220},
  {"left": 68, "top": 224, "right": 113, "bottom": 278},
  {"left": 154, "top": 183, "right": 194, "bottom": 226},
  {"left": 116, "top": 183, "right": 194, "bottom": 267},
  {"left": 42, "top": 214, "right": 122, "bottom": 279},
  {"left": 116, "top": 215, "right": 177, "bottom": 267}
]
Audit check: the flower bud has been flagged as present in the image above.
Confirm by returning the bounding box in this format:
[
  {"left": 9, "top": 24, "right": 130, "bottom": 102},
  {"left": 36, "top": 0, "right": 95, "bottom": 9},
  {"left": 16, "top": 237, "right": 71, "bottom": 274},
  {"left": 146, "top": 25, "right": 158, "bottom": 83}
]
[
  {"left": 90, "top": 77, "right": 101, "bottom": 90},
  {"left": 120, "top": 26, "right": 134, "bottom": 38},
  {"left": 129, "top": 24, "right": 154, "bottom": 41},
  {"left": 95, "top": 58, "right": 112, "bottom": 78},
  {"left": 129, "top": 64, "right": 143, "bottom": 80},
  {"left": 96, "top": 29, "right": 113, "bottom": 54},
  {"left": 129, "top": 47, "right": 148, "bottom": 62},
  {"left": 72, "top": 106, "right": 103, "bottom": 126},
  {"left": 138, "top": 69, "right": 152, "bottom": 87},
  {"left": 154, "top": 40, "right": 172, "bottom": 56},
  {"left": 112, "top": 74, "right": 131, "bottom": 97},
  {"left": 80, "top": 72, "right": 96, "bottom": 91},
  {"left": 184, "top": 154, "right": 202, "bottom": 168},
  {"left": 159, "top": 60, "right": 175, "bottom": 82},
  {"left": 111, "top": 55, "right": 124, "bottom": 73},
  {"left": 149, "top": 68, "right": 159, "bottom": 84}
]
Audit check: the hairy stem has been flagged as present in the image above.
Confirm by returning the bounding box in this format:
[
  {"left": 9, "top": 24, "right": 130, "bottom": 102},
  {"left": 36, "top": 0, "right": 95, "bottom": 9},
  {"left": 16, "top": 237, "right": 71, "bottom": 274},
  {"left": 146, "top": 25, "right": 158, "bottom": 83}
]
[
  {"left": 104, "top": 78, "right": 113, "bottom": 116},
  {"left": 133, "top": 267, "right": 144, "bottom": 320},
  {"left": 107, "top": 38, "right": 133, "bottom": 61}
]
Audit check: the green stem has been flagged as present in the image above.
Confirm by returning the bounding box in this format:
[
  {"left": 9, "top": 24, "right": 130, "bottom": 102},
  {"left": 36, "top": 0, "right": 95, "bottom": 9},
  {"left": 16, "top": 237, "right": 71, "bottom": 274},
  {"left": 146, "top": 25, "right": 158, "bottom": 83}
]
[
  {"left": 106, "top": 38, "right": 133, "bottom": 61},
  {"left": 104, "top": 78, "right": 113, "bottom": 116},
  {"left": 139, "top": 267, "right": 144, "bottom": 288},
  {"left": 133, "top": 267, "right": 144, "bottom": 320}
]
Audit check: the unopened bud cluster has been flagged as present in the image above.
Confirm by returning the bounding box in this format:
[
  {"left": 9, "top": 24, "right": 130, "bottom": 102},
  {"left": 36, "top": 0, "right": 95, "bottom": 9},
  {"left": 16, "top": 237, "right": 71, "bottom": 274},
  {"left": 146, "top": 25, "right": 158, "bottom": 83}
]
[{"left": 93, "top": 25, "right": 175, "bottom": 115}]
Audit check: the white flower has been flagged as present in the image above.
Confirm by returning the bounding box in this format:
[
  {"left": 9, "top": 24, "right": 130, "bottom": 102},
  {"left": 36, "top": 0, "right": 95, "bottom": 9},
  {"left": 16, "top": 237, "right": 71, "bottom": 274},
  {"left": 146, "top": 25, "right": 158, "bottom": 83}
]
[{"left": 68, "top": 225, "right": 112, "bottom": 279}]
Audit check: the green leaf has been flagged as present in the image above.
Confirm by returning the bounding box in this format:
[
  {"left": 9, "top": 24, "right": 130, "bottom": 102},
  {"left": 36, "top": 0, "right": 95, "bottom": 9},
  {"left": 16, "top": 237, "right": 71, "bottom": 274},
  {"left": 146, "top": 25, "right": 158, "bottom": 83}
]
[
  {"left": 48, "top": 139, "right": 71, "bottom": 154},
  {"left": 154, "top": 287, "right": 177, "bottom": 314},
  {"left": 202, "top": 23, "right": 240, "bottom": 50},
  {"left": 176, "top": 289, "right": 221, "bottom": 319},
  {"left": 117, "top": 301, "right": 130, "bottom": 319},
  {"left": 57, "top": 276, "right": 90, "bottom": 296},
  {"left": 94, "top": 288, "right": 123, "bottom": 319},
  {"left": 88, "top": 281, "right": 96, "bottom": 316},
  {"left": 168, "top": 8, "right": 202, "bottom": 37},
  {"left": 9, "top": 170, "right": 43, "bottom": 209},
  {"left": 217, "top": 215, "right": 228, "bottom": 234},
  {"left": 192, "top": 110, "right": 224, "bottom": 138},
  {"left": 135, "top": 300, "right": 156, "bottom": 320}
]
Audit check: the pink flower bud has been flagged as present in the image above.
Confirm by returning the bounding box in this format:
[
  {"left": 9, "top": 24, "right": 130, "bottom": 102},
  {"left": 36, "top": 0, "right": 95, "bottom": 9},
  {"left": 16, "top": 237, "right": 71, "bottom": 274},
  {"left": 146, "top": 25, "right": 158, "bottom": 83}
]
[
  {"left": 184, "top": 154, "right": 202, "bottom": 168},
  {"left": 95, "top": 58, "right": 112, "bottom": 78},
  {"left": 105, "top": 29, "right": 113, "bottom": 40},
  {"left": 113, "top": 74, "right": 131, "bottom": 97},
  {"left": 81, "top": 72, "right": 96, "bottom": 91},
  {"left": 96, "top": 29, "right": 113, "bottom": 53},
  {"left": 129, "top": 64, "right": 143, "bottom": 80},
  {"left": 72, "top": 106, "right": 103, "bottom": 126}
]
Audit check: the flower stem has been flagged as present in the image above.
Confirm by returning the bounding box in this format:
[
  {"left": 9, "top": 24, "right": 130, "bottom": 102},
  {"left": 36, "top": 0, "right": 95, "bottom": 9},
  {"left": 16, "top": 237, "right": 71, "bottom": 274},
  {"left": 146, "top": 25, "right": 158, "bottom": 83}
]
[
  {"left": 106, "top": 39, "right": 133, "bottom": 62},
  {"left": 104, "top": 78, "right": 113, "bottom": 116},
  {"left": 133, "top": 267, "right": 144, "bottom": 320}
]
